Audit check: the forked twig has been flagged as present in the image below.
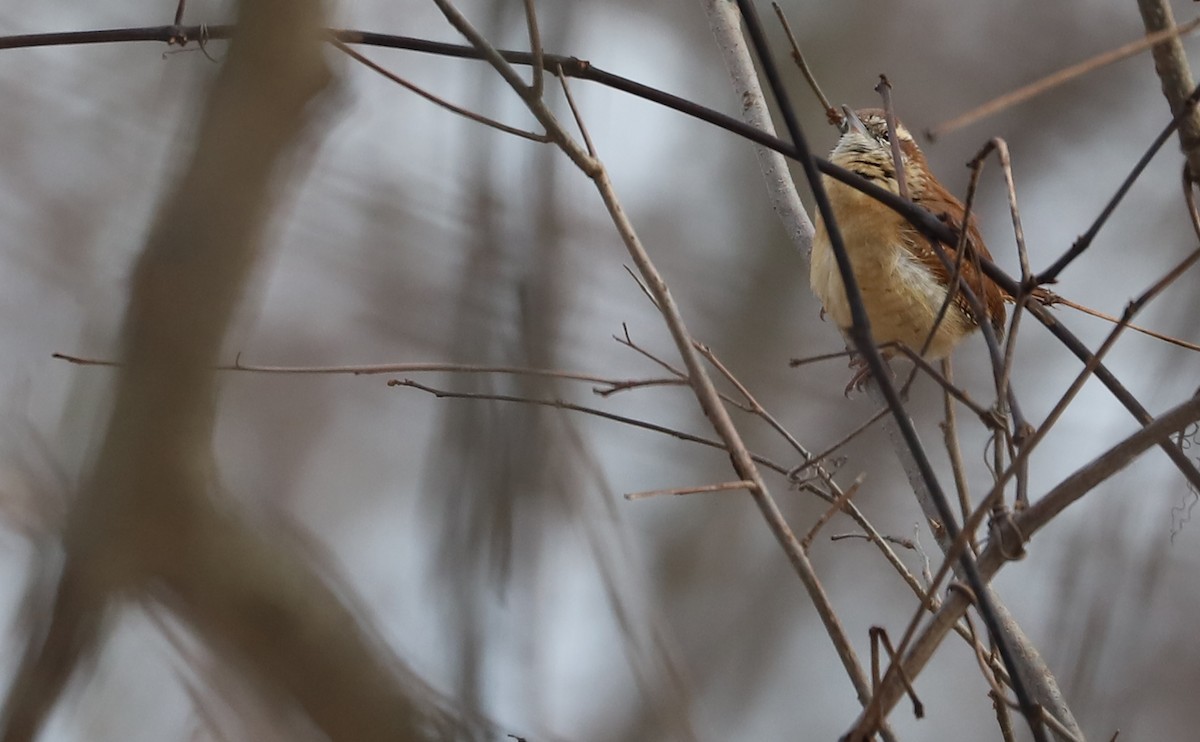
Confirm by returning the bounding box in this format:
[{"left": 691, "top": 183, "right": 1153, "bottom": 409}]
[
  {"left": 612, "top": 330, "right": 753, "bottom": 412},
  {"left": 556, "top": 62, "right": 597, "bottom": 157},
  {"left": 869, "top": 627, "right": 923, "bottom": 719},
  {"left": 330, "top": 39, "right": 548, "bottom": 142}
]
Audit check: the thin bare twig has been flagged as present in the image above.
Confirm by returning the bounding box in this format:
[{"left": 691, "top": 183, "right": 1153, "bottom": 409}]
[
  {"left": 940, "top": 359, "right": 976, "bottom": 547},
  {"left": 54, "top": 351, "right": 666, "bottom": 386},
  {"left": 830, "top": 533, "right": 913, "bottom": 549},
  {"left": 625, "top": 481, "right": 755, "bottom": 501},
  {"left": 801, "top": 474, "right": 864, "bottom": 551},
  {"left": 789, "top": 347, "right": 857, "bottom": 367},
  {"left": 392, "top": 378, "right": 791, "bottom": 475},
  {"left": 787, "top": 408, "right": 888, "bottom": 480},
  {"left": 1041, "top": 294, "right": 1200, "bottom": 352},
  {"left": 928, "top": 16, "right": 1200, "bottom": 139},
  {"left": 771, "top": 2, "right": 836, "bottom": 122},
  {"left": 621, "top": 267, "right": 660, "bottom": 310},
  {"left": 979, "top": 140, "right": 1030, "bottom": 396},
  {"left": 875, "top": 76, "right": 910, "bottom": 201},
  {"left": 970, "top": 139, "right": 1035, "bottom": 504},
  {"left": 556, "top": 63, "right": 597, "bottom": 158},
  {"left": 1037, "top": 80, "right": 1200, "bottom": 284},
  {"left": 592, "top": 377, "right": 693, "bottom": 396},
  {"left": 330, "top": 39, "right": 548, "bottom": 142}
]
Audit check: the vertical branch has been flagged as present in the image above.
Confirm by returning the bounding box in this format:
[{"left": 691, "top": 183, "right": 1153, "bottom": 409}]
[
  {"left": 875, "top": 76, "right": 910, "bottom": 202},
  {"left": 1137, "top": 0, "right": 1200, "bottom": 176},
  {"left": 940, "top": 359, "right": 976, "bottom": 538},
  {"left": 702, "top": 0, "right": 815, "bottom": 252}
]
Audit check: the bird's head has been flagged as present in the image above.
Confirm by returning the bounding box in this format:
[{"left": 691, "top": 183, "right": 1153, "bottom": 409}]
[{"left": 829, "top": 106, "right": 929, "bottom": 197}]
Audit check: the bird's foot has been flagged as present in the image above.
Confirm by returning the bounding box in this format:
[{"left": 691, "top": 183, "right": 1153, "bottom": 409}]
[
  {"left": 843, "top": 352, "right": 896, "bottom": 397},
  {"left": 844, "top": 361, "right": 871, "bottom": 397}
]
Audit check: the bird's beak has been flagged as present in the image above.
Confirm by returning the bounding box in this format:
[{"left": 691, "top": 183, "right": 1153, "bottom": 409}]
[{"left": 839, "top": 105, "right": 867, "bottom": 137}]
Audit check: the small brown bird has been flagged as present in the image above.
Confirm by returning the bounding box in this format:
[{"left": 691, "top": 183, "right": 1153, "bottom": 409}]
[{"left": 810, "top": 107, "right": 1007, "bottom": 389}]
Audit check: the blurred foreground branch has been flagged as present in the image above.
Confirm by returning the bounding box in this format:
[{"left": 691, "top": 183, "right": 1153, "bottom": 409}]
[{"left": 0, "top": 1, "right": 456, "bottom": 740}]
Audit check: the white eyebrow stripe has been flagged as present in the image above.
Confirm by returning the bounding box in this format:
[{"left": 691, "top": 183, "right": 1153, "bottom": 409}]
[{"left": 860, "top": 111, "right": 914, "bottom": 144}]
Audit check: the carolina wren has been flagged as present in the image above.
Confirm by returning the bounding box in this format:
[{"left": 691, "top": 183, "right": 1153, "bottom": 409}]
[{"left": 810, "top": 107, "right": 1007, "bottom": 388}]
